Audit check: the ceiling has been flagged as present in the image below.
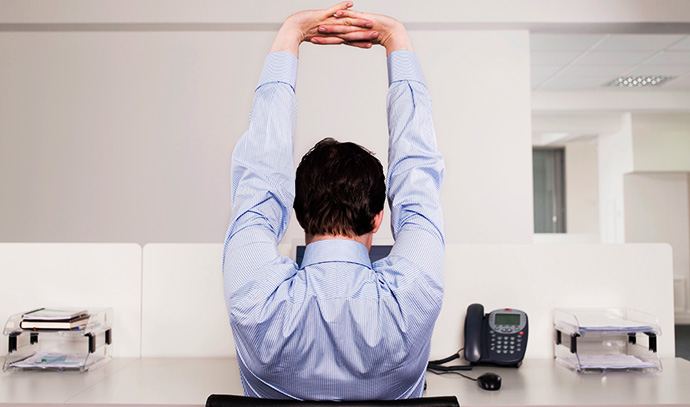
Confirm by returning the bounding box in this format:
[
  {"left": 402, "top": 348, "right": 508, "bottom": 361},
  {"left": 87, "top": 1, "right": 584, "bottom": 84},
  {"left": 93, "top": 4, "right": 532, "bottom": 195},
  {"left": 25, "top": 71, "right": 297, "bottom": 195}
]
[{"left": 531, "top": 34, "right": 690, "bottom": 91}]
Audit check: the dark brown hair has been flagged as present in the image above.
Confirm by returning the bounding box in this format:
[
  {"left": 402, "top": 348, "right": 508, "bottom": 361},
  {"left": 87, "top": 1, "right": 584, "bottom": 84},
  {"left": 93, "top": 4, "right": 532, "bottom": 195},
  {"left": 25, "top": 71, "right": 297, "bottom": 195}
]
[{"left": 294, "top": 138, "right": 385, "bottom": 237}]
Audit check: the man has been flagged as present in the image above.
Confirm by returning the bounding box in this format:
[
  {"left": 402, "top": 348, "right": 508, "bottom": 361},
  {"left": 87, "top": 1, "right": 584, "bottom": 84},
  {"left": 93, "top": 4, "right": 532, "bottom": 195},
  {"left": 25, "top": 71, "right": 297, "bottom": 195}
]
[{"left": 223, "top": 2, "right": 445, "bottom": 400}]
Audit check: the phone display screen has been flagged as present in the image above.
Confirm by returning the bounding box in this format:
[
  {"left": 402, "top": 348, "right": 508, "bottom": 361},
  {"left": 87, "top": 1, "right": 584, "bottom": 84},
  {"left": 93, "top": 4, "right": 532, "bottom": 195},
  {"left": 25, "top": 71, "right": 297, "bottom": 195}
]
[{"left": 494, "top": 313, "right": 521, "bottom": 326}]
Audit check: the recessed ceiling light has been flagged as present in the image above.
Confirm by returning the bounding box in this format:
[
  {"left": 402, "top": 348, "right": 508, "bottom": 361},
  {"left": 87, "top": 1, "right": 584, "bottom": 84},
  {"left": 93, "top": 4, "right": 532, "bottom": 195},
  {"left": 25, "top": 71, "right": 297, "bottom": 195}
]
[{"left": 604, "top": 75, "right": 674, "bottom": 88}]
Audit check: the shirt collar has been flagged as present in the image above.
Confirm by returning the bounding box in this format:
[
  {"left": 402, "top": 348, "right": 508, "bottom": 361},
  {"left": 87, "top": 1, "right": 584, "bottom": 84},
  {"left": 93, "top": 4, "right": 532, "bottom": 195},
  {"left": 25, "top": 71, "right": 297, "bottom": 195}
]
[{"left": 300, "top": 239, "right": 372, "bottom": 269}]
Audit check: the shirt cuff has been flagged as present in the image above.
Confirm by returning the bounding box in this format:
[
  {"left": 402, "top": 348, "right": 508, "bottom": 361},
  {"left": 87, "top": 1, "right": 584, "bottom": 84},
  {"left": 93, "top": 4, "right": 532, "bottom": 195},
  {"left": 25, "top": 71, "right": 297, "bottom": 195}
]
[
  {"left": 387, "top": 50, "right": 425, "bottom": 86},
  {"left": 257, "top": 51, "right": 298, "bottom": 91}
]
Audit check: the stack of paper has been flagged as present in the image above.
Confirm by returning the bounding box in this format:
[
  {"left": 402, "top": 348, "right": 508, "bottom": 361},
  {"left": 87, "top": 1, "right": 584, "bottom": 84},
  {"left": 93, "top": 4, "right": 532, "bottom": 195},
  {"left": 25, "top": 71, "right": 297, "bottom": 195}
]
[
  {"left": 577, "top": 354, "right": 657, "bottom": 369},
  {"left": 575, "top": 311, "right": 654, "bottom": 332}
]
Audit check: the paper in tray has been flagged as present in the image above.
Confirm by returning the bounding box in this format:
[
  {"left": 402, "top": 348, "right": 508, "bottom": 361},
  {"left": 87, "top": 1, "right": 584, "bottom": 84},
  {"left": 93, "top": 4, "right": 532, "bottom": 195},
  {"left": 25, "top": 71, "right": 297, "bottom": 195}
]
[
  {"left": 577, "top": 354, "right": 657, "bottom": 370},
  {"left": 10, "top": 351, "right": 88, "bottom": 369},
  {"left": 553, "top": 307, "right": 662, "bottom": 373},
  {"left": 555, "top": 308, "right": 659, "bottom": 334}
]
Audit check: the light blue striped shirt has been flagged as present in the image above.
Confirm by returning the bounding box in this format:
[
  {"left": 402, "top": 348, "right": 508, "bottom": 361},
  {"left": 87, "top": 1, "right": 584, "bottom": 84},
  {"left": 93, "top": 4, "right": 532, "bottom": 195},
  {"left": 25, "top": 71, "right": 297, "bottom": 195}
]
[{"left": 224, "top": 50, "right": 445, "bottom": 400}]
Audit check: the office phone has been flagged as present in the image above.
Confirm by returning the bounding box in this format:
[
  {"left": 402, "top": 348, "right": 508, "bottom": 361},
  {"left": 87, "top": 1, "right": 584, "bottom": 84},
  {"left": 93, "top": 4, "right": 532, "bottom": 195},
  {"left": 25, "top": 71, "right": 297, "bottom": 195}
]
[
  {"left": 427, "top": 303, "right": 529, "bottom": 372},
  {"left": 464, "top": 303, "right": 528, "bottom": 367},
  {"left": 426, "top": 304, "right": 528, "bottom": 391}
]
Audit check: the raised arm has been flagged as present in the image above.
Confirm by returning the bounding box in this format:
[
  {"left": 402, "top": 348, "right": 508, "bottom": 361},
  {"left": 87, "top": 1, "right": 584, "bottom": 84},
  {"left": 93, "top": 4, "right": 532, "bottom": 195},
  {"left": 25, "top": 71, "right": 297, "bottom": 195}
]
[
  {"left": 224, "top": 3, "right": 376, "bottom": 298},
  {"left": 385, "top": 48, "right": 445, "bottom": 284}
]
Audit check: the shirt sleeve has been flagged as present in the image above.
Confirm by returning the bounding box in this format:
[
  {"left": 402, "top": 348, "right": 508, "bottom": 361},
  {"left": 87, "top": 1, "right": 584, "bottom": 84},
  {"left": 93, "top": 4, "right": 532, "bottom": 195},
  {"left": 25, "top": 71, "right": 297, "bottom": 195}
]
[
  {"left": 385, "top": 50, "right": 446, "bottom": 294},
  {"left": 223, "top": 51, "right": 299, "bottom": 302}
]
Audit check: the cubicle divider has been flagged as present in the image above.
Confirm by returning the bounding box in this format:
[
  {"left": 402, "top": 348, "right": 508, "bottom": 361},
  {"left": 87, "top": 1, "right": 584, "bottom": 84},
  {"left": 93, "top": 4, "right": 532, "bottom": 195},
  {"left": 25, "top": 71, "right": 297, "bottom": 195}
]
[
  {"left": 140, "top": 242, "right": 675, "bottom": 359},
  {"left": 432, "top": 243, "right": 675, "bottom": 359},
  {"left": 0, "top": 243, "right": 142, "bottom": 358},
  {"left": 1, "top": 242, "right": 676, "bottom": 360},
  {"left": 140, "top": 243, "right": 292, "bottom": 358},
  {"left": 141, "top": 243, "right": 234, "bottom": 357}
]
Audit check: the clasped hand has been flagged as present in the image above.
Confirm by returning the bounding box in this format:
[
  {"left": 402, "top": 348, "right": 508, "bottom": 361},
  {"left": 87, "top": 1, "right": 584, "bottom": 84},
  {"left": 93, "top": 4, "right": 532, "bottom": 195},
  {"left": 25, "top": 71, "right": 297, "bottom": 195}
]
[{"left": 270, "top": 2, "right": 412, "bottom": 56}]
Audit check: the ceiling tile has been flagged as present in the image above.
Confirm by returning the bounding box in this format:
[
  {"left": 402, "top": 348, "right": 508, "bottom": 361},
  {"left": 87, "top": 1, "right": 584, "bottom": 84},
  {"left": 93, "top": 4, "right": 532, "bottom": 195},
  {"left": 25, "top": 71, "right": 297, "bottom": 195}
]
[
  {"left": 531, "top": 65, "right": 563, "bottom": 78},
  {"left": 668, "top": 35, "right": 690, "bottom": 51},
  {"left": 530, "top": 34, "right": 690, "bottom": 92},
  {"left": 560, "top": 64, "right": 630, "bottom": 76},
  {"left": 662, "top": 74, "right": 690, "bottom": 89},
  {"left": 627, "top": 65, "right": 690, "bottom": 76},
  {"left": 594, "top": 34, "right": 685, "bottom": 51},
  {"left": 530, "top": 34, "right": 605, "bottom": 51},
  {"left": 531, "top": 51, "right": 581, "bottom": 65},
  {"left": 539, "top": 76, "right": 614, "bottom": 91},
  {"left": 644, "top": 51, "right": 690, "bottom": 65},
  {"left": 576, "top": 51, "right": 657, "bottom": 65}
]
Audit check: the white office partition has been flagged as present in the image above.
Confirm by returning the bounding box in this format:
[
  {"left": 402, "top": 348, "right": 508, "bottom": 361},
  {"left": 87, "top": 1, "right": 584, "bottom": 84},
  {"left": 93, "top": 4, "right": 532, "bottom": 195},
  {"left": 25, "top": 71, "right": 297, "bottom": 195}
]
[
  {"left": 141, "top": 243, "right": 297, "bottom": 357},
  {"left": 0, "top": 243, "right": 142, "bottom": 358},
  {"left": 141, "top": 243, "right": 231, "bottom": 357},
  {"left": 140, "top": 242, "right": 303, "bottom": 357},
  {"left": 141, "top": 243, "right": 675, "bottom": 359},
  {"left": 431, "top": 243, "right": 676, "bottom": 359}
]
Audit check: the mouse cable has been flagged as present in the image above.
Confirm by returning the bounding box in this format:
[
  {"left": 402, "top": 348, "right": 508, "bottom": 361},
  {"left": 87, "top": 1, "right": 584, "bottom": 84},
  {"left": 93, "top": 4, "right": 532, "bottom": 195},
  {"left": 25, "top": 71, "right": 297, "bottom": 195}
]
[{"left": 426, "top": 367, "right": 478, "bottom": 382}]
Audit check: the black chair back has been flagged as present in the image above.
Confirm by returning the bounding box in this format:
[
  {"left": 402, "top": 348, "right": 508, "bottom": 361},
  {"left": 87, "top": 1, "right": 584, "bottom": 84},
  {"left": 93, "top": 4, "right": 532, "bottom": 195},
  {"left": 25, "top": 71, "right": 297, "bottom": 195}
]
[{"left": 206, "top": 395, "right": 459, "bottom": 407}]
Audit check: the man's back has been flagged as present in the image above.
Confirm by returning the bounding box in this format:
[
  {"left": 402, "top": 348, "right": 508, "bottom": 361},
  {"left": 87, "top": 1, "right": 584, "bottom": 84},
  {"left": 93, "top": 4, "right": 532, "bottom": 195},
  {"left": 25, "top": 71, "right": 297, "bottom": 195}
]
[
  {"left": 223, "top": 4, "right": 445, "bottom": 400},
  {"left": 228, "top": 239, "right": 442, "bottom": 399}
]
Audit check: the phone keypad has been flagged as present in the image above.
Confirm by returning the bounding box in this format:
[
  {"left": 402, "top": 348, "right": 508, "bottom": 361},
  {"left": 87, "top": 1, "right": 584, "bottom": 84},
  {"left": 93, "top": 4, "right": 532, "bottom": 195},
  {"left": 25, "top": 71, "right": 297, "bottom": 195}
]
[{"left": 489, "top": 330, "right": 525, "bottom": 356}]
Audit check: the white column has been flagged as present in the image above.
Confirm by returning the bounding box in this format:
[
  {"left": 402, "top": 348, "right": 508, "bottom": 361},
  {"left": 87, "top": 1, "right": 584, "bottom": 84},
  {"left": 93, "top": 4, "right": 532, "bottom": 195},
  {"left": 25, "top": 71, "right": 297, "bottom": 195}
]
[{"left": 597, "top": 113, "right": 633, "bottom": 243}]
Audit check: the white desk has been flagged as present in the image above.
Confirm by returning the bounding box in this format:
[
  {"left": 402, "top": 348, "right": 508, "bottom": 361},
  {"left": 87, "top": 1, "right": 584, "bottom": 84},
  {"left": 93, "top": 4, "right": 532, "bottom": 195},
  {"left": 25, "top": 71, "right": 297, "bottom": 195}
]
[
  {"left": 1, "top": 358, "right": 690, "bottom": 406},
  {"left": 425, "top": 359, "right": 690, "bottom": 406}
]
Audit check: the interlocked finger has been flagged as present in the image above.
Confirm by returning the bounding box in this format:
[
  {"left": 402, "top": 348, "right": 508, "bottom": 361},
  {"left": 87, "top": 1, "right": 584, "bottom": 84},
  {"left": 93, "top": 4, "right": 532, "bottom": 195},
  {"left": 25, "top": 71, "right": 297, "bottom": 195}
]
[
  {"left": 318, "top": 24, "right": 371, "bottom": 34},
  {"left": 343, "top": 41, "right": 373, "bottom": 49},
  {"left": 334, "top": 9, "right": 365, "bottom": 19},
  {"left": 311, "top": 37, "right": 346, "bottom": 45},
  {"left": 311, "top": 36, "right": 373, "bottom": 48},
  {"left": 337, "top": 30, "right": 379, "bottom": 42},
  {"left": 324, "top": 2, "right": 354, "bottom": 17}
]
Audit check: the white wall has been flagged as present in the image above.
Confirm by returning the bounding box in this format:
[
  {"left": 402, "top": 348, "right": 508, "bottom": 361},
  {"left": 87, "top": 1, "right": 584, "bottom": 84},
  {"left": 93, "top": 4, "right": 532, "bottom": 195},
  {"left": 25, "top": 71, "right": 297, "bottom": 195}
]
[
  {"left": 532, "top": 113, "right": 623, "bottom": 137},
  {"left": 415, "top": 30, "right": 533, "bottom": 244},
  {"left": 532, "top": 91, "right": 690, "bottom": 113},
  {"left": 565, "top": 141, "right": 600, "bottom": 235},
  {"left": 0, "top": 31, "right": 273, "bottom": 244},
  {"left": 631, "top": 113, "right": 690, "bottom": 172},
  {"left": 4, "top": 1, "right": 690, "bottom": 247},
  {"left": 598, "top": 114, "right": 634, "bottom": 243},
  {"left": 3, "top": 0, "right": 690, "bottom": 25},
  {"left": 624, "top": 173, "right": 690, "bottom": 321},
  {"left": 0, "top": 30, "right": 534, "bottom": 245},
  {"left": 624, "top": 173, "right": 690, "bottom": 279}
]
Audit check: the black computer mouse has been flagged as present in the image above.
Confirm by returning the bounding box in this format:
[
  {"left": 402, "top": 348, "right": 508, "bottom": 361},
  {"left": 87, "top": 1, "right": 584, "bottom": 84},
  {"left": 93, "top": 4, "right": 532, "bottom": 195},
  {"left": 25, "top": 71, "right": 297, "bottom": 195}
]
[{"left": 477, "top": 372, "right": 502, "bottom": 391}]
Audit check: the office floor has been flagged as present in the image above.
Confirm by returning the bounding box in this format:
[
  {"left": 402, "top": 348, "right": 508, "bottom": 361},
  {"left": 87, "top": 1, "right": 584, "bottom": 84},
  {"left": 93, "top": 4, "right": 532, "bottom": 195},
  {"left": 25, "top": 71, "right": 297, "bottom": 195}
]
[{"left": 676, "top": 325, "right": 690, "bottom": 361}]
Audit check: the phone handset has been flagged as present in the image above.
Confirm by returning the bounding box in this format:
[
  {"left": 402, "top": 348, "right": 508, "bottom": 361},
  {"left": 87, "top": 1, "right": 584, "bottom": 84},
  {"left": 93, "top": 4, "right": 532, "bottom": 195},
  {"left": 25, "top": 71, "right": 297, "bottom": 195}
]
[{"left": 463, "top": 303, "right": 485, "bottom": 363}]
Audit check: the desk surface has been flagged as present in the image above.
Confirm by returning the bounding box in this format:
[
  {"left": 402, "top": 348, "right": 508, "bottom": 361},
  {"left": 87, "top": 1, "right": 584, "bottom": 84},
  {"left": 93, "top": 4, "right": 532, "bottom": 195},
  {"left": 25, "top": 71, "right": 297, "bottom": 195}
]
[{"left": 1, "top": 358, "right": 689, "bottom": 406}]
